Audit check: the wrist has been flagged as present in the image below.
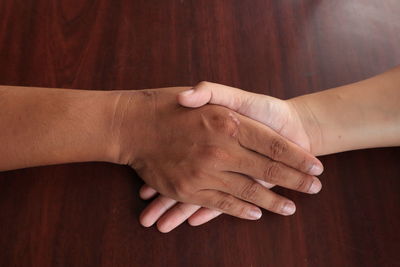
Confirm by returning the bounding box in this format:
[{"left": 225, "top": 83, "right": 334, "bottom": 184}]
[
  {"left": 286, "top": 97, "right": 324, "bottom": 156},
  {"left": 64, "top": 90, "right": 124, "bottom": 164},
  {"left": 108, "top": 89, "right": 155, "bottom": 166},
  {"left": 109, "top": 86, "right": 196, "bottom": 167}
]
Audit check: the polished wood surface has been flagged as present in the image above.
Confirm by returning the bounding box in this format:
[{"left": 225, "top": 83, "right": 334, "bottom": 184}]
[{"left": 0, "top": 1, "right": 399, "bottom": 266}]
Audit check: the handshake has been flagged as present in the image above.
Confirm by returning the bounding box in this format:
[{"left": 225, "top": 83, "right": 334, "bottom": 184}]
[
  {"left": 129, "top": 82, "right": 325, "bottom": 233},
  {"left": 128, "top": 65, "right": 400, "bottom": 232},
  {"left": 2, "top": 66, "right": 398, "bottom": 233}
]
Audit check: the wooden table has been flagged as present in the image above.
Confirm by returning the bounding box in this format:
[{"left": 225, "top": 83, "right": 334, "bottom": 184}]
[{"left": 0, "top": 1, "right": 399, "bottom": 266}]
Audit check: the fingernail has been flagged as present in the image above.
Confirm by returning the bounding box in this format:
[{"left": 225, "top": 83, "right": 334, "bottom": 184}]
[
  {"left": 309, "top": 164, "right": 323, "bottom": 176},
  {"left": 180, "top": 89, "right": 194, "bottom": 96},
  {"left": 248, "top": 208, "right": 262, "bottom": 219},
  {"left": 308, "top": 177, "right": 322, "bottom": 194},
  {"left": 282, "top": 202, "right": 296, "bottom": 215}
]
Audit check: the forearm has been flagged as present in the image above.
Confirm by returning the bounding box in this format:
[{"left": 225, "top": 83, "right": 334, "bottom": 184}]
[
  {"left": 290, "top": 66, "right": 400, "bottom": 156},
  {"left": 0, "top": 85, "right": 120, "bottom": 171}
]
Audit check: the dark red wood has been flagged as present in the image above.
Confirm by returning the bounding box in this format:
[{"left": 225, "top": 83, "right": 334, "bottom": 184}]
[{"left": 0, "top": 1, "right": 399, "bottom": 266}]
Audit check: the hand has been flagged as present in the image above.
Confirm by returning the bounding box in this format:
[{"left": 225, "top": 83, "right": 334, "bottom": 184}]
[
  {"left": 138, "top": 83, "right": 323, "bottom": 232},
  {"left": 115, "top": 87, "right": 323, "bottom": 221}
]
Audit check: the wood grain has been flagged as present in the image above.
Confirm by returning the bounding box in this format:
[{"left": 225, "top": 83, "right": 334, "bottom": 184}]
[{"left": 0, "top": 0, "right": 399, "bottom": 266}]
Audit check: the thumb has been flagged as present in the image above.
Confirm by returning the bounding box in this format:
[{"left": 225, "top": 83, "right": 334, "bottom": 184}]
[
  {"left": 177, "top": 87, "right": 210, "bottom": 108},
  {"left": 178, "top": 81, "right": 254, "bottom": 111}
]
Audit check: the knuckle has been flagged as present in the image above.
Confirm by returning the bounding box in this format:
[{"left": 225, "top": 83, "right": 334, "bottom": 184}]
[
  {"left": 208, "top": 109, "right": 240, "bottom": 138},
  {"left": 215, "top": 195, "right": 235, "bottom": 211},
  {"left": 174, "top": 180, "right": 193, "bottom": 199},
  {"left": 219, "top": 117, "right": 239, "bottom": 137},
  {"left": 189, "top": 167, "right": 203, "bottom": 178},
  {"left": 218, "top": 176, "right": 230, "bottom": 189},
  {"left": 295, "top": 174, "right": 313, "bottom": 192},
  {"left": 238, "top": 206, "right": 251, "bottom": 218},
  {"left": 198, "top": 81, "right": 211, "bottom": 87},
  {"left": 202, "top": 146, "right": 229, "bottom": 161},
  {"left": 269, "top": 138, "right": 288, "bottom": 159},
  {"left": 236, "top": 157, "right": 251, "bottom": 170},
  {"left": 231, "top": 93, "right": 244, "bottom": 111},
  {"left": 297, "top": 157, "right": 310, "bottom": 173},
  {"left": 267, "top": 198, "right": 283, "bottom": 213},
  {"left": 263, "top": 161, "right": 281, "bottom": 181},
  {"left": 240, "top": 182, "right": 261, "bottom": 202}
]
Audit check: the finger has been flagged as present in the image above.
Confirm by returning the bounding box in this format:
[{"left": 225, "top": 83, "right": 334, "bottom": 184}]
[
  {"left": 227, "top": 148, "right": 322, "bottom": 194},
  {"left": 178, "top": 82, "right": 284, "bottom": 129},
  {"left": 140, "top": 177, "right": 272, "bottom": 231},
  {"left": 187, "top": 179, "right": 273, "bottom": 227},
  {"left": 139, "top": 196, "right": 177, "bottom": 227},
  {"left": 178, "top": 81, "right": 258, "bottom": 110},
  {"left": 197, "top": 190, "right": 263, "bottom": 220},
  {"left": 188, "top": 208, "right": 223, "bottom": 226},
  {"left": 211, "top": 172, "right": 296, "bottom": 216},
  {"left": 138, "top": 176, "right": 275, "bottom": 229},
  {"left": 156, "top": 203, "right": 201, "bottom": 233},
  {"left": 237, "top": 115, "right": 324, "bottom": 175},
  {"left": 153, "top": 178, "right": 273, "bottom": 232},
  {"left": 139, "top": 184, "right": 158, "bottom": 200}
]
